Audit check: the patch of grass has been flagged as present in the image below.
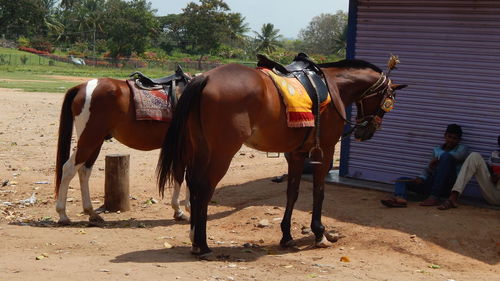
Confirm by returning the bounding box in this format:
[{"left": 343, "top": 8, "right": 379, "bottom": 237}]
[
  {"left": 0, "top": 75, "right": 78, "bottom": 93},
  {"left": 0, "top": 47, "right": 186, "bottom": 79},
  {"left": 0, "top": 47, "right": 213, "bottom": 93}
]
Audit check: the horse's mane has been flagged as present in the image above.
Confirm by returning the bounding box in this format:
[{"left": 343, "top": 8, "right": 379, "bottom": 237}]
[{"left": 319, "top": 59, "right": 382, "bottom": 73}]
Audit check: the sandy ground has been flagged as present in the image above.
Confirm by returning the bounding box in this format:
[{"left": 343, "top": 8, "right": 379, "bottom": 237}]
[{"left": 0, "top": 82, "right": 499, "bottom": 281}]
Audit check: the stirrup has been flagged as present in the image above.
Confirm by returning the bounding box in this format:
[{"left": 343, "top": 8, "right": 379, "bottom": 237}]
[{"left": 308, "top": 146, "right": 324, "bottom": 165}]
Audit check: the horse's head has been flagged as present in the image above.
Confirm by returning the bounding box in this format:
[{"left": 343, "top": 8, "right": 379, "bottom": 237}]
[{"left": 353, "top": 72, "right": 407, "bottom": 141}]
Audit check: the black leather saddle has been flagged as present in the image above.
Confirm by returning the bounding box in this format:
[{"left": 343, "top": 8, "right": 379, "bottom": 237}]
[
  {"left": 257, "top": 53, "right": 329, "bottom": 112},
  {"left": 257, "top": 52, "right": 314, "bottom": 74},
  {"left": 129, "top": 65, "right": 192, "bottom": 108},
  {"left": 129, "top": 65, "right": 191, "bottom": 89}
]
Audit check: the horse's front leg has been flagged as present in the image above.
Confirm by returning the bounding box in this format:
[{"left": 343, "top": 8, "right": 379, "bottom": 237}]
[
  {"left": 311, "top": 149, "right": 334, "bottom": 248},
  {"left": 280, "top": 152, "right": 306, "bottom": 248}
]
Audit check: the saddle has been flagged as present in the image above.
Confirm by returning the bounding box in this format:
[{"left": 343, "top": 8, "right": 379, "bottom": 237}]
[
  {"left": 130, "top": 65, "right": 191, "bottom": 89},
  {"left": 257, "top": 52, "right": 314, "bottom": 75},
  {"left": 257, "top": 53, "right": 346, "bottom": 123},
  {"left": 129, "top": 65, "right": 191, "bottom": 108}
]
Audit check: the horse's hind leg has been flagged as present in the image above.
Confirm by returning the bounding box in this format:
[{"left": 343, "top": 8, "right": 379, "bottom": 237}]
[
  {"left": 171, "top": 180, "right": 189, "bottom": 221},
  {"left": 56, "top": 154, "right": 83, "bottom": 225},
  {"left": 184, "top": 185, "right": 191, "bottom": 214},
  {"left": 78, "top": 145, "right": 104, "bottom": 223},
  {"left": 189, "top": 147, "right": 241, "bottom": 257}
]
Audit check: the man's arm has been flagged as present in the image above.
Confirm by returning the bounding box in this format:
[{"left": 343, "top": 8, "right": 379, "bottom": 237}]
[{"left": 449, "top": 144, "right": 469, "bottom": 162}]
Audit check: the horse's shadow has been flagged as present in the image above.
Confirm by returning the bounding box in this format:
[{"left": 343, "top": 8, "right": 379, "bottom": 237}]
[
  {"left": 10, "top": 218, "right": 184, "bottom": 229},
  {"left": 110, "top": 236, "right": 327, "bottom": 264}
]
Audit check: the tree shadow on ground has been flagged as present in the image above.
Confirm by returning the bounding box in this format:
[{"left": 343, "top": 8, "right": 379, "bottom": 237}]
[{"left": 13, "top": 176, "right": 498, "bottom": 265}]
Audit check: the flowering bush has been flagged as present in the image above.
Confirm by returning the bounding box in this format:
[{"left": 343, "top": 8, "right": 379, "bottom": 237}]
[{"left": 18, "top": 46, "right": 50, "bottom": 55}]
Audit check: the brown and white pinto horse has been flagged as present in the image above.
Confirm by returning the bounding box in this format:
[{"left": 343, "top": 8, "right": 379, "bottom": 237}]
[
  {"left": 157, "top": 58, "right": 407, "bottom": 256},
  {"left": 55, "top": 75, "right": 190, "bottom": 225}
]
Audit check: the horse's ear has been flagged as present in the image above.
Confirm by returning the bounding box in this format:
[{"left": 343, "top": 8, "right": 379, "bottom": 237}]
[{"left": 392, "top": 84, "right": 408, "bottom": 91}]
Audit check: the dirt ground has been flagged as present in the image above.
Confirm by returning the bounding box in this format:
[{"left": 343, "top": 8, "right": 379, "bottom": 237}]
[{"left": 0, "top": 82, "right": 499, "bottom": 281}]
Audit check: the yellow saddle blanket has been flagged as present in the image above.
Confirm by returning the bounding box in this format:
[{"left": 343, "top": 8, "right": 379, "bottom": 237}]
[{"left": 260, "top": 68, "right": 331, "bottom": 127}]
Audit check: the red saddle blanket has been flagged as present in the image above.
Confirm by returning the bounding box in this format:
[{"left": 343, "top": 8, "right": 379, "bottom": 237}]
[{"left": 127, "top": 80, "right": 172, "bottom": 122}]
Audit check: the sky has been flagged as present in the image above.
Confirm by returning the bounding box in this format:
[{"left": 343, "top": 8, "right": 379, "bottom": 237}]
[{"left": 147, "top": 0, "right": 349, "bottom": 39}]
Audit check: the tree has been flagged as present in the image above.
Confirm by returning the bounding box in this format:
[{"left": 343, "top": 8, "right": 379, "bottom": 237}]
[
  {"left": 0, "top": 0, "right": 57, "bottom": 39},
  {"left": 56, "top": 0, "right": 106, "bottom": 53},
  {"left": 298, "top": 11, "right": 347, "bottom": 56},
  {"left": 103, "top": 0, "right": 158, "bottom": 58},
  {"left": 225, "top": 12, "right": 250, "bottom": 46},
  {"left": 156, "top": 14, "right": 184, "bottom": 54},
  {"left": 177, "top": 0, "right": 241, "bottom": 67},
  {"left": 254, "top": 23, "right": 282, "bottom": 54}
]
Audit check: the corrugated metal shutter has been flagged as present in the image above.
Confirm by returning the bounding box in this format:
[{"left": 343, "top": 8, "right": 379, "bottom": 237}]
[{"left": 343, "top": 0, "right": 500, "bottom": 197}]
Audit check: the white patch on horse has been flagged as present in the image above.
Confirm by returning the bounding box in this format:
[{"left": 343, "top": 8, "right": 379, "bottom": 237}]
[
  {"left": 75, "top": 79, "right": 98, "bottom": 137},
  {"left": 56, "top": 153, "right": 83, "bottom": 223}
]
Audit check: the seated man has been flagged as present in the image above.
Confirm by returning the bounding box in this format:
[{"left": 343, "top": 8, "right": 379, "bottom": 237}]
[
  {"left": 381, "top": 124, "right": 469, "bottom": 207},
  {"left": 438, "top": 134, "right": 500, "bottom": 209}
]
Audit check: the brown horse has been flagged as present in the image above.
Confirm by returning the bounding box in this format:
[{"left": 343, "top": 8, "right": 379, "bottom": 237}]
[
  {"left": 157, "top": 58, "right": 407, "bottom": 256},
  {"left": 55, "top": 72, "right": 191, "bottom": 225}
]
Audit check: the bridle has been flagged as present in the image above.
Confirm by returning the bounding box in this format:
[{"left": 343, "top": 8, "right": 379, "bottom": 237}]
[
  {"left": 341, "top": 72, "right": 395, "bottom": 137},
  {"left": 355, "top": 72, "right": 395, "bottom": 129}
]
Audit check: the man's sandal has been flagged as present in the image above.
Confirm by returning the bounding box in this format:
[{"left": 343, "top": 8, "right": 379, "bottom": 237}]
[
  {"left": 437, "top": 199, "right": 458, "bottom": 210},
  {"left": 381, "top": 198, "right": 407, "bottom": 208},
  {"left": 419, "top": 198, "right": 441, "bottom": 206}
]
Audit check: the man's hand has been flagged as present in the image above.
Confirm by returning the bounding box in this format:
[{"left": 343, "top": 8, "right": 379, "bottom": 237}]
[
  {"left": 429, "top": 158, "right": 438, "bottom": 170},
  {"left": 414, "top": 177, "right": 423, "bottom": 185}
]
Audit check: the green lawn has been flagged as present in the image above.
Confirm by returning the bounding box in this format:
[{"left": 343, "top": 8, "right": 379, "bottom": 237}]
[
  {"left": 0, "top": 75, "right": 78, "bottom": 93},
  {"left": 0, "top": 47, "right": 186, "bottom": 93}
]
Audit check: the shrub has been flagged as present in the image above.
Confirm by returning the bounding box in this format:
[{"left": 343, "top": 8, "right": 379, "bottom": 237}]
[
  {"left": 20, "top": 55, "right": 28, "bottom": 65},
  {"left": 17, "top": 36, "right": 29, "bottom": 47},
  {"left": 70, "top": 42, "right": 88, "bottom": 57},
  {"left": 18, "top": 46, "right": 50, "bottom": 55},
  {"left": 0, "top": 54, "right": 7, "bottom": 65},
  {"left": 29, "top": 37, "right": 54, "bottom": 53}
]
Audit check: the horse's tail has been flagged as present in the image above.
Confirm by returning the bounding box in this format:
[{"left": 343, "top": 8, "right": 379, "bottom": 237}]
[
  {"left": 55, "top": 85, "right": 80, "bottom": 198},
  {"left": 157, "top": 75, "right": 209, "bottom": 196}
]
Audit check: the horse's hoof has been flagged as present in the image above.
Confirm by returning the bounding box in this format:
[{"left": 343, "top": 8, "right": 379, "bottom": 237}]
[
  {"left": 324, "top": 231, "right": 343, "bottom": 243},
  {"left": 191, "top": 245, "right": 201, "bottom": 255},
  {"left": 198, "top": 251, "right": 214, "bottom": 260},
  {"left": 280, "top": 239, "right": 297, "bottom": 248},
  {"left": 57, "top": 218, "right": 71, "bottom": 226},
  {"left": 315, "top": 235, "right": 332, "bottom": 248},
  {"left": 173, "top": 211, "right": 189, "bottom": 221},
  {"left": 89, "top": 214, "right": 105, "bottom": 223}
]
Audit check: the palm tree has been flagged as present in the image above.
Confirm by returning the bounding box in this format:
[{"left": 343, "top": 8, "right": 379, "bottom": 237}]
[
  {"left": 226, "top": 13, "right": 250, "bottom": 45},
  {"left": 332, "top": 24, "right": 347, "bottom": 57},
  {"left": 254, "top": 23, "right": 282, "bottom": 53}
]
